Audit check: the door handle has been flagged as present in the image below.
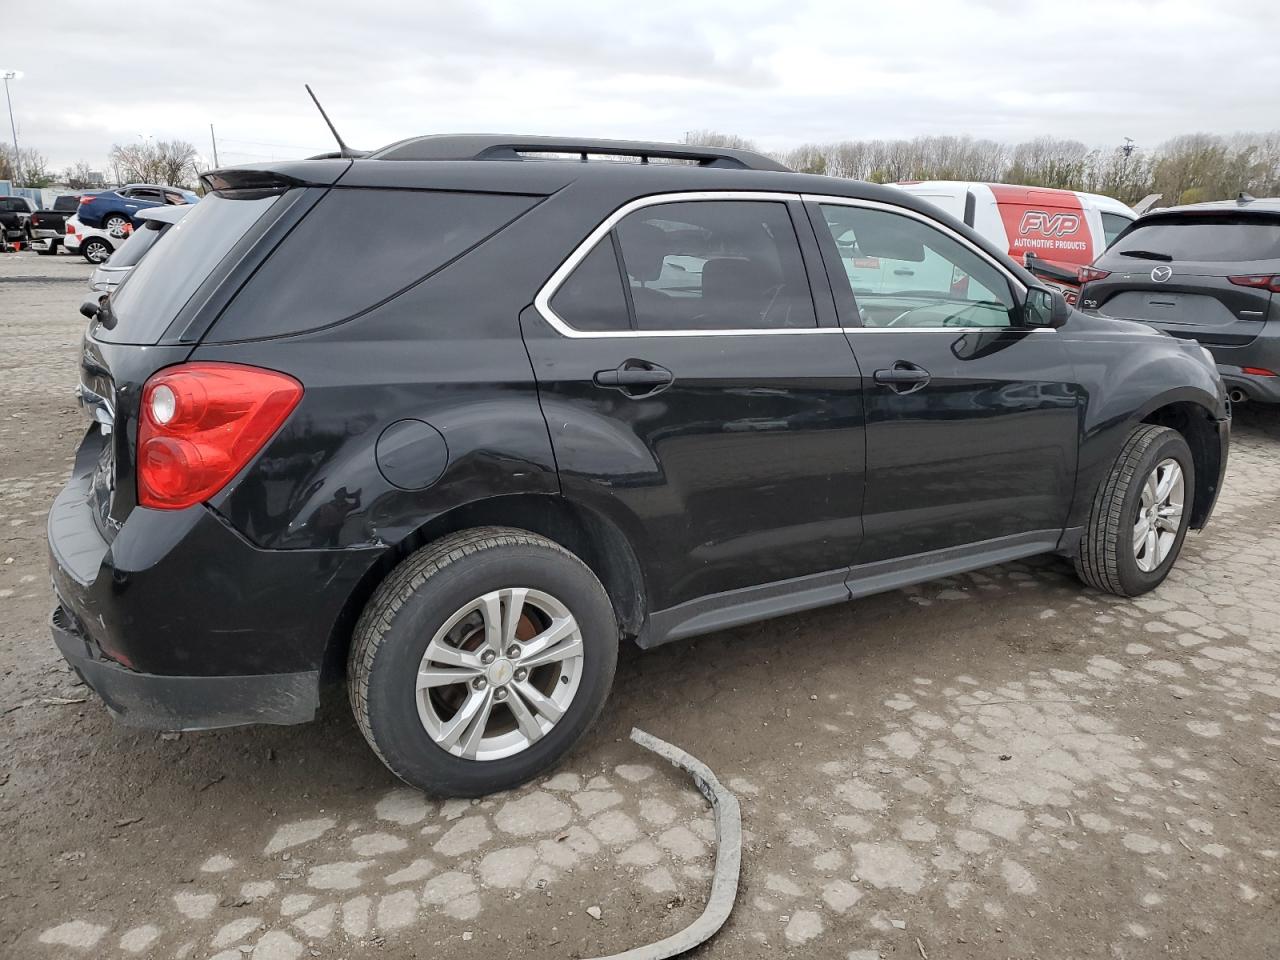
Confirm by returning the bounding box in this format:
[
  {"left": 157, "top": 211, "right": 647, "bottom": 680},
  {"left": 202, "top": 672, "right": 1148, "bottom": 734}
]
[
  {"left": 874, "top": 361, "right": 931, "bottom": 394},
  {"left": 594, "top": 359, "right": 674, "bottom": 397}
]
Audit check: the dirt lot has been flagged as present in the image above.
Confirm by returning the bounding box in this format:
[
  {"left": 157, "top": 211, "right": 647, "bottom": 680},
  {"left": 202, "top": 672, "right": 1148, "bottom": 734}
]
[{"left": 1, "top": 250, "right": 1277, "bottom": 960}]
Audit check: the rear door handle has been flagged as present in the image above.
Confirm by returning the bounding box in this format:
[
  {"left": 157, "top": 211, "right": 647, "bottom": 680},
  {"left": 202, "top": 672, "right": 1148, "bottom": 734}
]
[
  {"left": 874, "top": 361, "right": 931, "bottom": 394},
  {"left": 594, "top": 359, "right": 674, "bottom": 397}
]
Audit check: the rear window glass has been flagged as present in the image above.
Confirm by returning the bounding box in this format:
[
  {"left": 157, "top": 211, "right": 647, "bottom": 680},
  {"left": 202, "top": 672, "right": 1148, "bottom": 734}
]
[
  {"left": 102, "top": 195, "right": 275, "bottom": 344},
  {"left": 54, "top": 195, "right": 80, "bottom": 211},
  {"left": 105, "top": 221, "right": 165, "bottom": 269},
  {"left": 1110, "top": 216, "right": 1280, "bottom": 262},
  {"left": 210, "top": 189, "right": 538, "bottom": 341},
  {"left": 550, "top": 239, "right": 630, "bottom": 332}
]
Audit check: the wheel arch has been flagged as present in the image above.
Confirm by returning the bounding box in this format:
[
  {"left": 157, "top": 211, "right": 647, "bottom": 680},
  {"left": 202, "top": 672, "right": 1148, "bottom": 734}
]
[
  {"left": 321, "top": 493, "right": 647, "bottom": 680},
  {"left": 1139, "top": 399, "right": 1224, "bottom": 529}
]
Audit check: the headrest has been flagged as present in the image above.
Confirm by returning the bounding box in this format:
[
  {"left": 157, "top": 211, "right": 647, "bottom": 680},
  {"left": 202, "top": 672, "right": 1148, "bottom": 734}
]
[
  {"left": 700, "top": 257, "right": 764, "bottom": 304},
  {"left": 618, "top": 221, "right": 669, "bottom": 282}
]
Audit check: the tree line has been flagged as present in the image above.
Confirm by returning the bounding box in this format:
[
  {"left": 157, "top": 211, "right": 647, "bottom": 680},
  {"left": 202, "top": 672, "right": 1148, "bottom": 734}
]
[
  {"left": 1, "top": 139, "right": 199, "bottom": 190},
  {"left": 684, "top": 130, "right": 1280, "bottom": 205}
]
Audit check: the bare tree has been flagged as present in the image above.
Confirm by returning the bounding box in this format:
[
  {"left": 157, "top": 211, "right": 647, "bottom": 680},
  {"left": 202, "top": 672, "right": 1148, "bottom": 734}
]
[
  {"left": 64, "top": 160, "right": 99, "bottom": 189},
  {"left": 682, "top": 130, "right": 759, "bottom": 152},
  {"left": 108, "top": 139, "right": 199, "bottom": 187},
  {"left": 0, "top": 146, "right": 53, "bottom": 187}
]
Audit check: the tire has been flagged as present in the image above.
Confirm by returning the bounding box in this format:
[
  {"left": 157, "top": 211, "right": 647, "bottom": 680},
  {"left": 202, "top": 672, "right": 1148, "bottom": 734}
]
[
  {"left": 349, "top": 527, "right": 618, "bottom": 796},
  {"left": 1074, "top": 424, "right": 1194, "bottom": 596},
  {"left": 81, "top": 237, "right": 112, "bottom": 264}
]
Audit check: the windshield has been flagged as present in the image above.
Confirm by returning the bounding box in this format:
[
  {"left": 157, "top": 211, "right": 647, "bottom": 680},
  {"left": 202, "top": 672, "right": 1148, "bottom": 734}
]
[
  {"left": 1109, "top": 215, "right": 1280, "bottom": 262},
  {"left": 101, "top": 194, "right": 278, "bottom": 344}
]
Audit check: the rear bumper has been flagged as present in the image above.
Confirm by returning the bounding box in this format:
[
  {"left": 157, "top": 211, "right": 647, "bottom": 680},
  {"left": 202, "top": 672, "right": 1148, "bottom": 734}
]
[
  {"left": 47, "top": 440, "right": 381, "bottom": 729},
  {"left": 30, "top": 227, "right": 61, "bottom": 241},
  {"left": 52, "top": 606, "right": 319, "bottom": 730},
  {"left": 1218, "top": 366, "right": 1280, "bottom": 403}
]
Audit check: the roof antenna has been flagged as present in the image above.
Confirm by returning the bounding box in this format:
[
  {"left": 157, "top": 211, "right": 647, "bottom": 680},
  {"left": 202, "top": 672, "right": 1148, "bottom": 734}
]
[
  {"left": 305, "top": 84, "right": 361, "bottom": 158},
  {"left": 1238, "top": 191, "right": 1256, "bottom": 204}
]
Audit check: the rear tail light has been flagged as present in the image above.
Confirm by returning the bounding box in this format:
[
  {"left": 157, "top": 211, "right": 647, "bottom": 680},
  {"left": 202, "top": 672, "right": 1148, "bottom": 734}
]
[
  {"left": 1242, "top": 366, "right": 1277, "bottom": 377},
  {"left": 79, "top": 195, "right": 94, "bottom": 204},
  {"left": 1078, "top": 266, "right": 1111, "bottom": 283},
  {"left": 137, "top": 363, "right": 303, "bottom": 510},
  {"left": 1229, "top": 274, "right": 1280, "bottom": 293},
  {"left": 65, "top": 223, "right": 74, "bottom": 235}
]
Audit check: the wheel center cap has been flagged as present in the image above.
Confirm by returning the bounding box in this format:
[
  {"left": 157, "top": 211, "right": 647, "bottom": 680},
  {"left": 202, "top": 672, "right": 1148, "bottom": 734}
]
[{"left": 487, "top": 659, "right": 514, "bottom": 686}]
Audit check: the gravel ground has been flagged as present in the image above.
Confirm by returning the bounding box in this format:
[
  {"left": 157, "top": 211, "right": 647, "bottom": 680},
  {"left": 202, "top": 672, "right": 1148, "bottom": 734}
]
[{"left": 1, "top": 249, "right": 1277, "bottom": 959}]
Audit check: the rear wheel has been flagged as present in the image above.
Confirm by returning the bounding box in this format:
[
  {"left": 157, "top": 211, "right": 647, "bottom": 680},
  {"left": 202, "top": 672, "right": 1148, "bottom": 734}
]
[
  {"left": 36, "top": 240, "right": 58, "bottom": 256},
  {"left": 1074, "top": 424, "right": 1193, "bottom": 596},
  {"left": 349, "top": 527, "right": 618, "bottom": 796},
  {"left": 81, "top": 237, "right": 111, "bottom": 264},
  {"left": 103, "top": 213, "right": 131, "bottom": 240}
]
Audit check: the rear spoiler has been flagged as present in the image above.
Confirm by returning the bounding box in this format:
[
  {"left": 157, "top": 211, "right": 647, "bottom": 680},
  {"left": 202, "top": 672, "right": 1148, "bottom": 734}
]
[{"left": 200, "top": 159, "right": 353, "bottom": 197}]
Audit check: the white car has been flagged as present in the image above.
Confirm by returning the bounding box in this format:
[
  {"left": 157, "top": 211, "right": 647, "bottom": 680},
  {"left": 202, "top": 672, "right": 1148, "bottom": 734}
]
[
  {"left": 63, "top": 214, "right": 118, "bottom": 264},
  {"left": 892, "top": 181, "right": 1137, "bottom": 303}
]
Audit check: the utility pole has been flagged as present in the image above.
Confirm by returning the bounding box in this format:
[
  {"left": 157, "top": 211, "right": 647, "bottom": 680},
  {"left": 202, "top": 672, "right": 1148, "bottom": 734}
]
[
  {"left": 1, "top": 70, "right": 21, "bottom": 183},
  {"left": 210, "top": 123, "right": 219, "bottom": 167}
]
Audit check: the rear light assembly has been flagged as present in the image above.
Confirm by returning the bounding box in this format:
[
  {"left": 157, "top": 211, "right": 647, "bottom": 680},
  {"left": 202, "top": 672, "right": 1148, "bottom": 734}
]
[
  {"left": 1241, "top": 366, "right": 1278, "bottom": 377},
  {"left": 79, "top": 195, "right": 94, "bottom": 204},
  {"left": 1229, "top": 274, "right": 1280, "bottom": 293},
  {"left": 1077, "top": 266, "right": 1111, "bottom": 284},
  {"left": 137, "top": 363, "right": 303, "bottom": 510},
  {"left": 65, "top": 223, "right": 74, "bottom": 235}
]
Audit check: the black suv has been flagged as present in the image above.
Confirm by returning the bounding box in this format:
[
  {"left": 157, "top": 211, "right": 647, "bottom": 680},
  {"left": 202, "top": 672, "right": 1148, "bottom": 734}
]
[
  {"left": 48, "top": 136, "right": 1229, "bottom": 796},
  {"left": 1081, "top": 196, "right": 1280, "bottom": 404}
]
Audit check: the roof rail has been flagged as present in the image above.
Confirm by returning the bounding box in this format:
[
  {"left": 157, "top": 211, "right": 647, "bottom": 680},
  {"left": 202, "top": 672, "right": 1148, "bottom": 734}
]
[{"left": 367, "top": 134, "right": 791, "bottom": 172}]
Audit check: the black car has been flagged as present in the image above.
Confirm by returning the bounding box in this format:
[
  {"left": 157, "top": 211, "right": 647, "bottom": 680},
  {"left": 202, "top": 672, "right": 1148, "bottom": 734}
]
[
  {"left": 48, "top": 135, "right": 1229, "bottom": 796},
  {"left": 30, "top": 195, "right": 82, "bottom": 254},
  {"left": 1081, "top": 196, "right": 1280, "bottom": 404}
]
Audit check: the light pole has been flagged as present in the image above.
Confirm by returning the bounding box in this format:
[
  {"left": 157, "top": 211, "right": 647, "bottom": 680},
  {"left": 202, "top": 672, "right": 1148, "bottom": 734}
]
[{"left": 1, "top": 69, "right": 22, "bottom": 184}]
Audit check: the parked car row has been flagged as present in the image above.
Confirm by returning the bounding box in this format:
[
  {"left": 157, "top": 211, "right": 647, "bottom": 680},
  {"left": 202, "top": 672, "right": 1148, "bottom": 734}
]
[{"left": 5, "top": 183, "right": 198, "bottom": 259}]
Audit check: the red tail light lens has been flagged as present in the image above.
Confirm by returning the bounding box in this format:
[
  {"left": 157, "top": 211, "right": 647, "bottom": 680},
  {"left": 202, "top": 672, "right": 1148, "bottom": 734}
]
[
  {"left": 1229, "top": 274, "right": 1280, "bottom": 293},
  {"left": 1078, "top": 266, "right": 1111, "bottom": 283},
  {"left": 65, "top": 223, "right": 74, "bottom": 234},
  {"left": 1242, "top": 366, "right": 1277, "bottom": 377},
  {"left": 79, "top": 195, "right": 94, "bottom": 204},
  {"left": 137, "top": 363, "right": 302, "bottom": 510}
]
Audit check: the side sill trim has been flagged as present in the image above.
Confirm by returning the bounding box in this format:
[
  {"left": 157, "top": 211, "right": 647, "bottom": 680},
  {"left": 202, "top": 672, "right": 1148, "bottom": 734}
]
[{"left": 639, "top": 529, "right": 1062, "bottom": 649}]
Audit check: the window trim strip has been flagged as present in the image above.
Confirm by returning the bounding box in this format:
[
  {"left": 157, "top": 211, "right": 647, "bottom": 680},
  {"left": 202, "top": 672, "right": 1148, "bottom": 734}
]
[{"left": 533, "top": 190, "right": 1032, "bottom": 339}]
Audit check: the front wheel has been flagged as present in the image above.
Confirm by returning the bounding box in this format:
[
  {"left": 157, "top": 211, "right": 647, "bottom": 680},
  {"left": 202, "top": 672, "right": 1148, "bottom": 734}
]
[
  {"left": 1074, "top": 424, "right": 1194, "bottom": 596},
  {"left": 349, "top": 527, "right": 618, "bottom": 796}
]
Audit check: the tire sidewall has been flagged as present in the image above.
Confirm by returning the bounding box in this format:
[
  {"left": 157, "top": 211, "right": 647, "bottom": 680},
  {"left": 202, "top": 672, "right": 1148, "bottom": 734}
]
[
  {"left": 361, "top": 542, "right": 617, "bottom": 796},
  {"left": 1114, "top": 431, "right": 1195, "bottom": 594}
]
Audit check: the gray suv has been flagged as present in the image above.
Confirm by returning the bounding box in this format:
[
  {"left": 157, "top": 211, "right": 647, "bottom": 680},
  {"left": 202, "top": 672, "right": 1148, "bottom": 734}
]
[{"left": 1080, "top": 196, "right": 1280, "bottom": 404}]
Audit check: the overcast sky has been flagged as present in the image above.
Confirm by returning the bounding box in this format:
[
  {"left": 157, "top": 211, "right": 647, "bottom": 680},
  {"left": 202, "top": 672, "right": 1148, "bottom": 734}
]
[{"left": 10, "top": 0, "right": 1277, "bottom": 173}]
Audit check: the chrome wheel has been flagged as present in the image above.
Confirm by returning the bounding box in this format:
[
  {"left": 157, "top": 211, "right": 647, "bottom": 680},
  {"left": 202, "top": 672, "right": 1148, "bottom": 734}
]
[
  {"left": 416, "top": 588, "right": 584, "bottom": 761},
  {"left": 1133, "top": 458, "right": 1184, "bottom": 573}
]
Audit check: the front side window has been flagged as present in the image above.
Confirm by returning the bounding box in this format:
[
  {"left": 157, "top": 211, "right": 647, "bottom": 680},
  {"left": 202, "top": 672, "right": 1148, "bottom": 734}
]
[
  {"left": 613, "top": 200, "right": 817, "bottom": 331},
  {"left": 818, "top": 204, "right": 1015, "bottom": 328}
]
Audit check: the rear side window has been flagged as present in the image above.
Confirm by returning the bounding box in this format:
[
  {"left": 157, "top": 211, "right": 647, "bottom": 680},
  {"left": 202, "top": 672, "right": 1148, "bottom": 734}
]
[
  {"left": 1110, "top": 216, "right": 1280, "bottom": 261},
  {"left": 1100, "top": 212, "right": 1132, "bottom": 248},
  {"left": 211, "top": 189, "right": 538, "bottom": 341},
  {"left": 614, "top": 200, "right": 817, "bottom": 331},
  {"left": 550, "top": 240, "right": 630, "bottom": 332},
  {"left": 105, "top": 221, "right": 165, "bottom": 269},
  {"left": 103, "top": 195, "right": 274, "bottom": 344}
]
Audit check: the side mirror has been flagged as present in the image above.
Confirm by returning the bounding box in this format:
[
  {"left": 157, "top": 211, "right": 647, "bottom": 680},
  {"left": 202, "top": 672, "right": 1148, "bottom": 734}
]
[{"left": 1022, "top": 287, "right": 1069, "bottom": 329}]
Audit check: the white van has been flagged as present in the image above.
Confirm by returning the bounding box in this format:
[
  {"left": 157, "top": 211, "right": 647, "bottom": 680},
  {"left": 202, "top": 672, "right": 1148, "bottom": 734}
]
[{"left": 893, "top": 181, "right": 1136, "bottom": 303}]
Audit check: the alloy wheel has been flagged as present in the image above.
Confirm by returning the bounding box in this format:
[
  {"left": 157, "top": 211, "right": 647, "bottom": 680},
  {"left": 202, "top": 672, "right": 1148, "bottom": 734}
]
[
  {"left": 1133, "top": 458, "right": 1184, "bottom": 573},
  {"left": 415, "top": 588, "right": 584, "bottom": 761}
]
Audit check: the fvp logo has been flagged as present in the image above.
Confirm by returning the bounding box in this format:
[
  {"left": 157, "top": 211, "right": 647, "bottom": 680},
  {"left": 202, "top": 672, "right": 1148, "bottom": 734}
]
[{"left": 1019, "top": 210, "right": 1081, "bottom": 238}]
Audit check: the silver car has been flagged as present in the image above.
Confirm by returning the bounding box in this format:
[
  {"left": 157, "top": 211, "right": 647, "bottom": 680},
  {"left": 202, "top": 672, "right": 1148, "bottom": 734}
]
[{"left": 89, "top": 204, "right": 192, "bottom": 293}]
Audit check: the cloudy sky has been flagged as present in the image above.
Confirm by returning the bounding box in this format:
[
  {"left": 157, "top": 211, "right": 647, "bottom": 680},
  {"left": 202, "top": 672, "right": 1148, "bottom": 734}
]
[{"left": 10, "top": 0, "right": 1277, "bottom": 173}]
